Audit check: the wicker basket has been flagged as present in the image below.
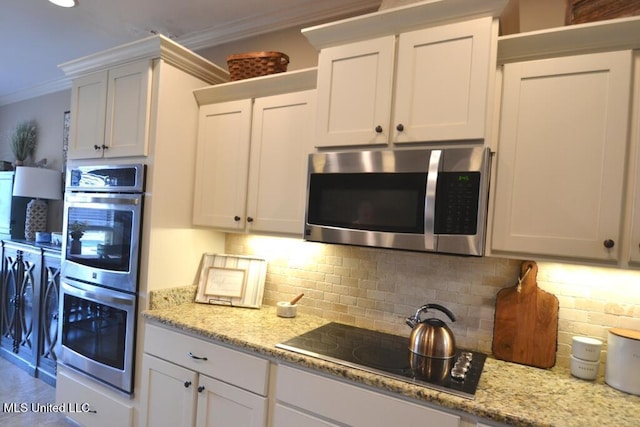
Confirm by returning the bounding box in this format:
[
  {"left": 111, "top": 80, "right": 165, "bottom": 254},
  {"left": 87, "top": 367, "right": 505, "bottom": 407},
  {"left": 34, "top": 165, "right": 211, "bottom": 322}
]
[{"left": 226, "top": 51, "right": 289, "bottom": 81}]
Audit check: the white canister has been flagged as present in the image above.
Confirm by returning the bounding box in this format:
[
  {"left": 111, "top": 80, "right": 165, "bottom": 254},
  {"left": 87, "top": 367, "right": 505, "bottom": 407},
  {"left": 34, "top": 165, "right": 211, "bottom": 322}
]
[
  {"left": 572, "top": 336, "right": 602, "bottom": 362},
  {"left": 605, "top": 328, "right": 640, "bottom": 395}
]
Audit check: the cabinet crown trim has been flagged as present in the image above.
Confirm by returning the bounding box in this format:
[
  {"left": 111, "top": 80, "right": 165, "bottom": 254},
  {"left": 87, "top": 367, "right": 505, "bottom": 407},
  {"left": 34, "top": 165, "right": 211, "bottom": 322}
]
[
  {"left": 59, "top": 34, "right": 229, "bottom": 85},
  {"left": 193, "top": 68, "right": 317, "bottom": 105},
  {"left": 498, "top": 15, "right": 640, "bottom": 63},
  {"left": 302, "top": 0, "right": 507, "bottom": 48}
]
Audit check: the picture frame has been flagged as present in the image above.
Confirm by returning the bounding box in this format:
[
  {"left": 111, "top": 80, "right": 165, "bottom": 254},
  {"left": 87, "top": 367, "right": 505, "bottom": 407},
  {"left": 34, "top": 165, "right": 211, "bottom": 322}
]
[{"left": 195, "top": 253, "right": 267, "bottom": 308}]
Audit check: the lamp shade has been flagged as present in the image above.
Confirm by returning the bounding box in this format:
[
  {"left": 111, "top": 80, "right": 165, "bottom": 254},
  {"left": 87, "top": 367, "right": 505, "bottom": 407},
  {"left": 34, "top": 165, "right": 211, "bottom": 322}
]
[{"left": 13, "top": 167, "right": 63, "bottom": 200}]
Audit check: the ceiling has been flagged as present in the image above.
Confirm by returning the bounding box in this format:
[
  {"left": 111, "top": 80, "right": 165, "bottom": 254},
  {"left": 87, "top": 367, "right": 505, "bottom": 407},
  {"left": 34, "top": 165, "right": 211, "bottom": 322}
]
[{"left": 0, "top": 0, "right": 381, "bottom": 106}]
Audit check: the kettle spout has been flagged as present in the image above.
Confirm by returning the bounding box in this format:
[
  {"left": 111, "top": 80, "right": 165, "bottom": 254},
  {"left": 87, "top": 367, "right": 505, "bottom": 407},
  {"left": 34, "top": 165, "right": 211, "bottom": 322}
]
[{"left": 405, "top": 316, "right": 418, "bottom": 329}]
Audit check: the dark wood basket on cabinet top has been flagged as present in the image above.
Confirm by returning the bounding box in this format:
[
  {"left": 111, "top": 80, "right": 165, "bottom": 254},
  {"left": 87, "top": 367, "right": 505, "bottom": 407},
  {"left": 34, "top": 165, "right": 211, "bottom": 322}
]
[{"left": 226, "top": 51, "right": 289, "bottom": 81}]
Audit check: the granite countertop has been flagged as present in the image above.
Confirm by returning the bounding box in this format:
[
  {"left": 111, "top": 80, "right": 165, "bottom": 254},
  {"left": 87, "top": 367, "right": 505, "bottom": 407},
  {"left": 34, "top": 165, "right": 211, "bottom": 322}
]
[{"left": 142, "top": 301, "right": 640, "bottom": 427}]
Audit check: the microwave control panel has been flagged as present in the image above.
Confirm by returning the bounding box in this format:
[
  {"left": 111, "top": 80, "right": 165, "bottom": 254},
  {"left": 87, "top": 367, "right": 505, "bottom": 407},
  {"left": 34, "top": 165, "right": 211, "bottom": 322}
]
[{"left": 434, "top": 172, "right": 481, "bottom": 235}]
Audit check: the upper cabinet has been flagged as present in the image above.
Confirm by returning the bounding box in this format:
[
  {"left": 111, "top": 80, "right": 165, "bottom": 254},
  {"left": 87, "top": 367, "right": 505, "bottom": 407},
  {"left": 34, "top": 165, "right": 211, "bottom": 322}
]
[
  {"left": 314, "top": 18, "right": 494, "bottom": 147},
  {"left": 303, "top": 0, "right": 506, "bottom": 148},
  {"left": 60, "top": 35, "right": 229, "bottom": 161},
  {"left": 193, "top": 69, "right": 317, "bottom": 236},
  {"left": 490, "top": 17, "right": 640, "bottom": 267},
  {"left": 69, "top": 60, "right": 151, "bottom": 159}
]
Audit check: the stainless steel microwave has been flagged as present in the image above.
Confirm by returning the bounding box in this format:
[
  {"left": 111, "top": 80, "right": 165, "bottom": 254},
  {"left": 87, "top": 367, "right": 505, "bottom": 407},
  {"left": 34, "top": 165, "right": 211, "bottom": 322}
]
[{"left": 304, "top": 147, "right": 492, "bottom": 256}]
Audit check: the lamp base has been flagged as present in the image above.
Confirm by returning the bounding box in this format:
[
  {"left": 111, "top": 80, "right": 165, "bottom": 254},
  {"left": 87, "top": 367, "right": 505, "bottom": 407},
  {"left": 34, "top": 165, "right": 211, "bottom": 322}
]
[{"left": 25, "top": 198, "right": 48, "bottom": 241}]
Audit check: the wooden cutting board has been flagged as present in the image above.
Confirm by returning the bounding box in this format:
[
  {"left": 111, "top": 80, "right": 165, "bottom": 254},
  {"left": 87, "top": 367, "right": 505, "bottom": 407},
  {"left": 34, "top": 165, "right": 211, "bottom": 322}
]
[{"left": 492, "top": 260, "right": 559, "bottom": 368}]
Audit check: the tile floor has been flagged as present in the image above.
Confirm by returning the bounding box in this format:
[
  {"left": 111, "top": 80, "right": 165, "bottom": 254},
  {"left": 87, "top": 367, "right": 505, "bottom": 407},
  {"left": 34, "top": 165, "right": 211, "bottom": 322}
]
[{"left": 0, "top": 356, "right": 76, "bottom": 426}]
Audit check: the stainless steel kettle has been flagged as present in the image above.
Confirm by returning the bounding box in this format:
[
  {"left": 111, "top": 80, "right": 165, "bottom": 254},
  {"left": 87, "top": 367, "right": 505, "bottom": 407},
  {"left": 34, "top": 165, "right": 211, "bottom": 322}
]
[{"left": 406, "top": 304, "right": 456, "bottom": 359}]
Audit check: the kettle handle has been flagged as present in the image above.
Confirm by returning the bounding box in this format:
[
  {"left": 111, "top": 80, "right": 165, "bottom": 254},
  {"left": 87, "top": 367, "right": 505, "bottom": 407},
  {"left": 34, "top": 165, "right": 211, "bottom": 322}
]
[{"left": 414, "top": 303, "right": 456, "bottom": 323}]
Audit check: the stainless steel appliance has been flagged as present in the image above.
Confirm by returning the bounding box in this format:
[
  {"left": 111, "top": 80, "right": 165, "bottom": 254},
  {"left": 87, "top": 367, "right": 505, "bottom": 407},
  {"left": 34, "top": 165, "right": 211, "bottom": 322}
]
[
  {"left": 304, "top": 147, "right": 491, "bottom": 256},
  {"left": 59, "top": 277, "right": 136, "bottom": 393},
  {"left": 277, "top": 322, "right": 486, "bottom": 399},
  {"left": 61, "top": 164, "right": 145, "bottom": 293},
  {"left": 58, "top": 164, "right": 145, "bottom": 394}
]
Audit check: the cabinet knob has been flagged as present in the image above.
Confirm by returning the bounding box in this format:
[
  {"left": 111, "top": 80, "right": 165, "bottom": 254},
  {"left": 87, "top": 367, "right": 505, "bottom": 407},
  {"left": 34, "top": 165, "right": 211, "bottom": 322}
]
[
  {"left": 396, "top": 123, "right": 404, "bottom": 132},
  {"left": 94, "top": 145, "right": 101, "bottom": 150},
  {"left": 184, "top": 381, "right": 192, "bottom": 388},
  {"left": 197, "top": 386, "right": 205, "bottom": 393},
  {"left": 234, "top": 216, "right": 241, "bottom": 222},
  {"left": 102, "top": 144, "right": 108, "bottom": 150},
  {"left": 247, "top": 217, "right": 254, "bottom": 223},
  {"left": 603, "top": 239, "right": 615, "bottom": 249},
  {"left": 375, "top": 125, "right": 383, "bottom": 133}
]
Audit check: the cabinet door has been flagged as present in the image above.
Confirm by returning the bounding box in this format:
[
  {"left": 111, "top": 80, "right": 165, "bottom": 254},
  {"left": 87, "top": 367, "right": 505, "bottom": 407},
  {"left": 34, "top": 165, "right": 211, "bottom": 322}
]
[
  {"left": 37, "top": 250, "right": 60, "bottom": 385},
  {"left": 196, "top": 374, "right": 267, "bottom": 427},
  {"left": 193, "top": 99, "right": 252, "bottom": 230},
  {"left": 492, "top": 51, "right": 633, "bottom": 261},
  {"left": 246, "top": 90, "right": 316, "bottom": 234},
  {"left": 68, "top": 70, "right": 108, "bottom": 159},
  {"left": 315, "top": 36, "right": 395, "bottom": 147},
  {"left": 140, "top": 354, "right": 198, "bottom": 427},
  {"left": 394, "top": 17, "right": 492, "bottom": 143},
  {"left": 104, "top": 60, "right": 152, "bottom": 158}
]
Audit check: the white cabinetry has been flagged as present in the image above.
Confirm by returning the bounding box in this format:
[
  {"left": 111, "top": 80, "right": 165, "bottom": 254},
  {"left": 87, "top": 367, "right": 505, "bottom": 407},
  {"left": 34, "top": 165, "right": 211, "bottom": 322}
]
[
  {"left": 60, "top": 35, "right": 229, "bottom": 162},
  {"left": 193, "top": 69, "right": 316, "bottom": 235},
  {"left": 273, "top": 364, "right": 460, "bottom": 427},
  {"left": 141, "top": 323, "right": 269, "bottom": 427},
  {"left": 56, "top": 364, "right": 134, "bottom": 427},
  {"left": 629, "top": 53, "right": 640, "bottom": 265},
  {"left": 313, "top": 17, "right": 494, "bottom": 147},
  {"left": 491, "top": 18, "right": 640, "bottom": 265},
  {"left": 68, "top": 60, "right": 151, "bottom": 159}
]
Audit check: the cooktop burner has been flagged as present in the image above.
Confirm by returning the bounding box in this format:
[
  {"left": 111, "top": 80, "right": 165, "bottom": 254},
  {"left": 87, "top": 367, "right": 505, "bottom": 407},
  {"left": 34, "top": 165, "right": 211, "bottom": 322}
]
[{"left": 276, "top": 322, "right": 486, "bottom": 399}]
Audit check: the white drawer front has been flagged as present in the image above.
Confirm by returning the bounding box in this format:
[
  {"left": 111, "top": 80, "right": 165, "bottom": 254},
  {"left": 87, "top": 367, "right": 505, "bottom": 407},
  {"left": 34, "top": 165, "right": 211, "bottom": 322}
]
[
  {"left": 275, "top": 364, "right": 460, "bottom": 427},
  {"left": 56, "top": 367, "right": 133, "bottom": 427},
  {"left": 144, "top": 323, "right": 269, "bottom": 395}
]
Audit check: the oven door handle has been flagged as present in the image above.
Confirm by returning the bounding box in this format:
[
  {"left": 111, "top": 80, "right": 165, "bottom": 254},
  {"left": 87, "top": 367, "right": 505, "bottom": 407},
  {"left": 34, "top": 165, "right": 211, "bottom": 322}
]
[
  {"left": 65, "top": 194, "right": 140, "bottom": 206},
  {"left": 62, "top": 281, "right": 133, "bottom": 306}
]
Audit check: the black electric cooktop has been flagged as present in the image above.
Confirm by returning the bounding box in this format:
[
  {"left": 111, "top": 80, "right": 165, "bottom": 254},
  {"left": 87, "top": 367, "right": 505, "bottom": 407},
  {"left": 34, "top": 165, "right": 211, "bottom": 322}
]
[{"left": 276, "top": 322, "right": 486, "bottom": 399}]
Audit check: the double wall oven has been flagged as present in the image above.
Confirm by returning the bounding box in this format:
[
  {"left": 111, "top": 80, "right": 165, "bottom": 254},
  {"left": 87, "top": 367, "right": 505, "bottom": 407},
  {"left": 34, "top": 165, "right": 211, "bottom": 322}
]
[{"left": 58, "top": 164, "right": 145, "bottom": 394}]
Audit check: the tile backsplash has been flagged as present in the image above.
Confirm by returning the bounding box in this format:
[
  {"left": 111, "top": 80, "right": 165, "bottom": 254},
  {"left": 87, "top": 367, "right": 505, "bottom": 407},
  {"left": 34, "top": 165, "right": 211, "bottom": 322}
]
[{"left": 225, "top": 234, "right": 640, "bottom": 370}]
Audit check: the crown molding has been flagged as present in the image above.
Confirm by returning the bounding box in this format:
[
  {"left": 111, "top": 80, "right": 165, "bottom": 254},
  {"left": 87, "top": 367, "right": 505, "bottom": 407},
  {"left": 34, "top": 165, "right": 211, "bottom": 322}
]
[
  {"left": 1, "top": 0, "right": 379, "bottom": 107},
  {"left": 0, "top": 78, "right": 71, "bottom": 107},
  {"left": 178, "top": 0, "right": 381, "bottom": 50}
]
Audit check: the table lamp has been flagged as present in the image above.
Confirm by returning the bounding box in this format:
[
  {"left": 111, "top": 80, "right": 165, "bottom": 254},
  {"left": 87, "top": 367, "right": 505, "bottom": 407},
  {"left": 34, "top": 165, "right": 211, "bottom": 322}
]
[{"left": 12, "top": 166, "right": 63, "bottom": 240}]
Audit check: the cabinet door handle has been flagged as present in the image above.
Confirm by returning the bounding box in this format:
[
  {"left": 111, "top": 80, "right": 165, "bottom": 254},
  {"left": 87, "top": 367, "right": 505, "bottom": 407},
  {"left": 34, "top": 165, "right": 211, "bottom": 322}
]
[
  {"left": 603, "top": 239, "right": 615, "bottom": 249},
  {"left": 94, "top": 145, "right": 102, "bottom": 150},
  {"left": 188, "top": 352, "right": 208, "bottom": 361},
  {"left": 197, "top": 386, "right": 205, "bottom": 393},
  {"left": 247, "top": 217, "right": 254, "bottom": 223},
  {"left": 375, "top": 125, "right": 383, "bottom": 133},
  {"left": 396, "top": 123, "right": 404, "bottom": 132},
  {"left": 234, "top": 216, "right": 241, "bottom": 222},
  {"left": 184, "top": 381, "right": 192, "bottom": 388},
  {"left": 102, "top": 144, "right": 108, "bottom": 150}
]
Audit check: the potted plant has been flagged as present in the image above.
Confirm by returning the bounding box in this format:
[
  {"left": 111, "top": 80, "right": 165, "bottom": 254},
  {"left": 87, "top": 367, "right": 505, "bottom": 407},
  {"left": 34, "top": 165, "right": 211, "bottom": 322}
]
[
  {"left": 10, "top": 120, "right": 37, "bottom": 166},
  {"left": 69, "top": 221, "right": 88, "bottom": 254}
]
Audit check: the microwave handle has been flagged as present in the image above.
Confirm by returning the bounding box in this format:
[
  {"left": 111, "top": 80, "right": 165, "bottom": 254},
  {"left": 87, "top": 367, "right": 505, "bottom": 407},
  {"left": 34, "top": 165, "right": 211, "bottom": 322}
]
[{"left": 424, "top": 150, "right": 441, "bottom": 250}]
